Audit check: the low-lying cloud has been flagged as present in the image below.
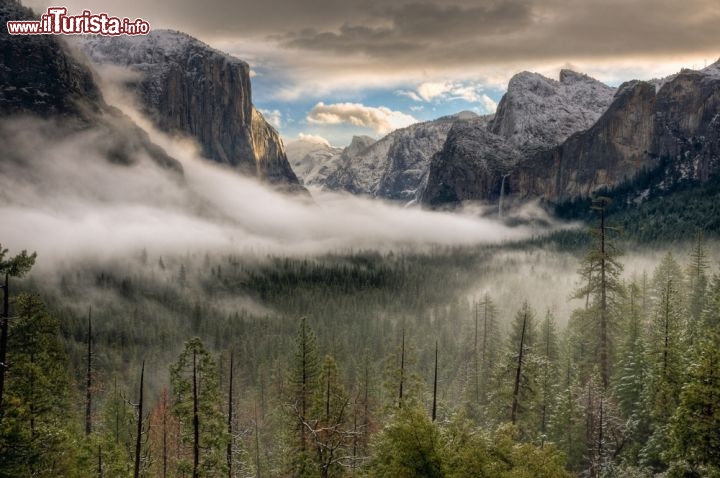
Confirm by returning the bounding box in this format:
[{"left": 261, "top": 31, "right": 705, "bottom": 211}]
[{"left": 0, "top": 106, "right": 555, "bottom": 270}]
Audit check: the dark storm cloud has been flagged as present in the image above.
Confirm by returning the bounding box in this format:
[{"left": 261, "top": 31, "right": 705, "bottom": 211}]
[
  {"left": 272, "top": 0, "right": 720, "bottom": 66},
  {"left": 32, "top": 0, "right": 720, "bottom": 70}
]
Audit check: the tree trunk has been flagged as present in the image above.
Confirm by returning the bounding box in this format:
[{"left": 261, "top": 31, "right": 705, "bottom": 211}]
[
  {"left": 599, "top": 206, "right": 609, "bottom": 389},
  {"left": 85, "top": 307, "right": 93, "bottom": 436},
  {"left": 193, "top": 350, "right": 200, "bottom": 478},
  {"left": 227, "top": 351, "right": 234, "bottom": 478},
  {"left": 432, "top": 341, "right": 438, "bottom": 421},
  {"left": 511, "top": 311, "right": 528, "bottom": 424},
  {"left": 0, "top": 273, "right": 9, "bottom": 420},
  {"left": 134, "top": 360, "right": 145, "bottom": 478},
  {"left": 399, "top": 328, "right": 405, "bottom": 408}
]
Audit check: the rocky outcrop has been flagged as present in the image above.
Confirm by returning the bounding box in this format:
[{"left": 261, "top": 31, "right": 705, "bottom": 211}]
[
  {"left": 421, "top": 71, "right": 613, "bottom": 205},
  {"left": 421, "top": 117, "right": 519, "bottom": 206},
  {"left": 515, "top": 80, "right": 658, "bottom": 201},
  {"left": 324, "top": 113, "right": 476, "bottom": 201},
  {"left": 488, "top": 70, "right": 616, "bottom": 151},
  {"left": 0, "top": 1, "right": 181, "bottom": 173},
  {"left": 422, "top": 63, "right": 720, "bottom": 207},
  {"left": 81, "top": 31, "right": 301, "bottom": 190},
  {"left": 515, "top": 64, "right": 720, "bottom": 202}
]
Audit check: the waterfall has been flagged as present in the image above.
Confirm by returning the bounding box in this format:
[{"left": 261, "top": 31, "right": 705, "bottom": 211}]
[{"left": 498, "top": 174, "right": 510, "bottom": 218}]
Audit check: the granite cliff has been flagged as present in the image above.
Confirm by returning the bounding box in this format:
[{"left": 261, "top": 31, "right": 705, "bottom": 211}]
[{"left": 81, "top": 31, "right": 301, "bottom": 190}]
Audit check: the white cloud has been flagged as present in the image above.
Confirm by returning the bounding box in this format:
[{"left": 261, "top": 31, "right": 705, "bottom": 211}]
[
  {"left": 417, "top": 81, "right": 453, "bottom": 101},
  {"left": 409, "top": 105, "right": 424, "bottom": 112},
  {"left": 260, "top": 108, "right": 282, "bottom": 128},
  {"left": 479, "top": 94, "right": 498, "bottom": 113},
  {"left": 307, "top": 102, "right": 417, "bottom": 135},
  {"left": 297, "top": 133, "right": 331, "bottom": 147},
  {"left": 398, "top": 81, "right": 498, "bottom": 111}
]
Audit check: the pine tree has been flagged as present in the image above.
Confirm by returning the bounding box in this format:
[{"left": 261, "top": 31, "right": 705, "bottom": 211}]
[
  {"left": 537, "top": 310, "right": 559, "bottom": 443},
  {"left": 0, "top": 245, "right": 36, "bottom": 420},
  {"left": 289, "top": 317, "right": 320, "bottom": 476},
  {"left": 686, "top": 233, "right": 709, "bottom": 346},
  {"left": 669, "top": 328, "right": 720, "bottom": 474},
  {"left": 641, "top": 253, "right": 687, "bottom": 470},
  {"left": 0, "top": 293, "right": 76, "bottom": 477},
  {"left": 573, "top": 198, "right": 624, "bottom": 388},
  {"left": 170, "top": 338, "right": 228, "bottom": 477}
]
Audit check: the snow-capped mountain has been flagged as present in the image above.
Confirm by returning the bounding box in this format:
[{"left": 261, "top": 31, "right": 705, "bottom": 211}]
[
  {"left": 488, "top": 69, "right": 616, "bottom": 151},
  {"left": 421, "top": 70, "right": 613, "bottom": 205},
  {"left": 423, "top": 60, "right": 720, "bottom": 206},
  {"left": 285, "top": 138, "right": 343, "bottom": 186},
  {"left": 80, "top": 31, "right": 302, "bottom": 190},
  {"left": 323, "top": 112, "right": 478, "bottom": 201}
]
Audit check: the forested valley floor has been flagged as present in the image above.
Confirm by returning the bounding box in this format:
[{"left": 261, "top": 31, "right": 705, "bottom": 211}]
[{"left": 2, "top": 221, "right": 720, "bottom": 477}]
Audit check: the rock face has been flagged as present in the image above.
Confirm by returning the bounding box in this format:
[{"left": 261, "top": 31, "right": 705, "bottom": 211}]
[
  {"left": 81, "top": 31, "right": 301, "bottom": 189},
  {"left": 324, "top": 113, "right": 477, "bottom": 201},
  {"left": 421, "top": 117, "right": 518, "bottom": 206},
  {"left": 423, "top": 63, "right": 720, "bottom": 207},
  {"left": 0, "top": 1, "right": 181, "bottom": 172},
  {"left": 515, "top": 64, "right": 720, "bottom": 202},
  {"left": 488, "top": 70, "right": 616, "bottom": 151},
  {"left": 515, "top": 80, "right": 658, "bottom": 201},
  {"left": 421, "top": 71, "right": 614, "bottom": 205}
]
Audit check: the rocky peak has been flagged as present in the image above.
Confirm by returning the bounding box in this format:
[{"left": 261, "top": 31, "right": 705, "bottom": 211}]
[
  {"left": 80, "top": 31, "right": 302, "bottom": 190},
  {"left": 488, "top": 70, "right": 616, "bottom": 151},
  {"left": 344, "top": 135, "right": 377, "bottom": 158},
  {"left": 559, "top": 69, "right": 593, "bottom": 84},
  {"left": 701, "top": 58, "right": 720, "bottom": 78}
]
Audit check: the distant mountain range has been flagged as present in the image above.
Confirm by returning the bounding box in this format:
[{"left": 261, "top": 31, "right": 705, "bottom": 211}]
[{"left": 292, "top": 61, "right": 720, "bottom": 217}]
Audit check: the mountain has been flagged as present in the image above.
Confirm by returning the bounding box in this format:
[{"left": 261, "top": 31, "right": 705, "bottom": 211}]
[
  {"left": 488, "top": 70, "right": 616, "bottom": 152},
  {"left": 285, "top": 138, "right": 343, "bottom": 186},
  {"left": 80, "top": 31, "right": 302, "bottom": 191},
  {"left": 324, "top": 112, "right": 478, "bottom": 201},
  {"left": 516, "top": 62, "right": 720, "bottom": 202},
  {"left": 421, "top": 70, "right": 615, "bottom": 205},
  {"left": 0, "top": 1, "right": 180, "bottom": 172},
  {"left": 420, "top": 116, "right": 518, "bottom": 206}
]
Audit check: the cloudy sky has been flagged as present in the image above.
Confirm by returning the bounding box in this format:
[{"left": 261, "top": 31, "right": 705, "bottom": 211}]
[{"left": 28, "top": 0, "right": 720, "bottom": 145}]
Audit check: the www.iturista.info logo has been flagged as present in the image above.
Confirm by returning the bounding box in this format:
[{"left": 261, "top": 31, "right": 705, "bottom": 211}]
[{"left": 6, "top": 7, "right": 150, "bottom": 35}]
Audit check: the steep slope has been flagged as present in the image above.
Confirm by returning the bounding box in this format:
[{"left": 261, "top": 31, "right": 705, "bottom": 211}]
[
  {"left": 515, "top": 80, "right": 658, "bottom": 201},
  {"left": 421, "top": 117, "right": 518, "bottom": 206},
  {"left": 81, "top": 31, "right": 301, "bottom": 190},
  {"left": 488, "top": 70, "right": 616, "bottom": 151},
  {"left": 518, "top": 61, "right": 720, "bottom": 202},
  {"left": 0, "top": 1, "right": 180, "bottom": 173},
  {"left": 422, "top": 70, "right": 614, "bottom": 205},
  {"left": 324, "top": 113, "right": 476, "bottom": 201}
]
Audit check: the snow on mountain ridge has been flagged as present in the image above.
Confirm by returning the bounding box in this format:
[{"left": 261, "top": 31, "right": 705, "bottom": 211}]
[
  {"left": 488, "top": 70, "right": 616, "bottom": 151},
  {"left": 80, "top": 30, "right": 246, "bottom": 68}
]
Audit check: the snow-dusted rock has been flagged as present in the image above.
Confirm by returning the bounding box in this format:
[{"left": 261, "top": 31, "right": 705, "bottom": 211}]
[
  {"left": 488, "top": 70, "right": 616, "bottom": 152},
  {"left": 81, "top": 31, "right": 302, "bottom": 190},
  {"left": 324, "top": 113, "right": 478, "bottom": 201}
]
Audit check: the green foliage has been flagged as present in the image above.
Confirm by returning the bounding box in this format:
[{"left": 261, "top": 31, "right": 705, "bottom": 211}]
[
  {"left": 367, "top": 405, "right": 445, "bottom": 477},
  {"left": 0, "top": 244, "right": 36, "bottom": 278},
  {"left": 0, "top": 293, "right": 77, "bottom": 477},
  {"left": 170, "top": 338, "right": 228, "bottom": 477},
  {"left": 669, "top": 329, "right": 720, "bottom": 472}
]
